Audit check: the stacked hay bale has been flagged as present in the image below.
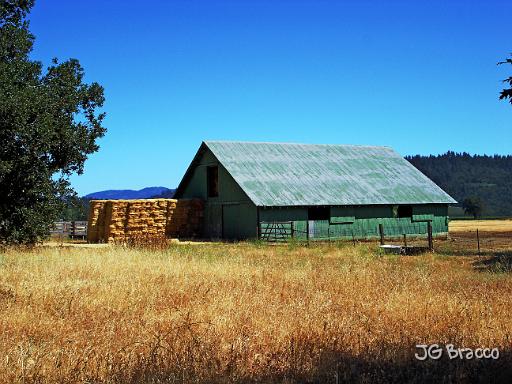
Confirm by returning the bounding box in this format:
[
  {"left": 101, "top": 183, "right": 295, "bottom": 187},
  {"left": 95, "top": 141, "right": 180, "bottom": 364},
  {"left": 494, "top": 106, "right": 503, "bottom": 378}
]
[
  {"left": 105, "top": 200, "right": 129, "bottom": 242},
  {"left": 87, "top": 200, "right": 107, "bottom": 242},
  {"left": 87, "top": 198, "right": 204, "bottom": 243},
  {"left": 124, "top": 199, "right": 169, "bottom": 241},
  {"left": 166, "top": 199, "right": 204, "bottom": 238}
]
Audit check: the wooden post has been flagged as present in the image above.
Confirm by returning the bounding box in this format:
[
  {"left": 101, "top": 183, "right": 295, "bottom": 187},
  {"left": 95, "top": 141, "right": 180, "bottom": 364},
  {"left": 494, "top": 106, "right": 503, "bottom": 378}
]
[
  {"left": 352, "top": 230, "right": 356, "bottom": 246},
  {"left": 427, "top": 222, "right": 433, "bottom": 251},
  {"left": 378, "top": 224, "right": 384, "bottom": 245},
  {"left": 306, "top": 220, "right": 310, "bottom": 244},
  {"left": 291, "top": 221, "right": 295, "bottom": 239},
  {"left": 477, "top": 228, "right": 480, "bottom": 255},
  {"left": 256, "top": 208, "right": 260, "bottom": 240},
  {"left": 403, "top": 233, "right": 407, "bottom": 247}
]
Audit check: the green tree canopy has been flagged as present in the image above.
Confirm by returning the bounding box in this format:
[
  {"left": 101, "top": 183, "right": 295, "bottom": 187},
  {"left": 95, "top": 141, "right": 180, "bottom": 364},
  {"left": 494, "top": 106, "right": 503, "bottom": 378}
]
[
  {"left": 461, "top": 197, "right": 483, "bottom": 219},
  {"left": 0, "top": 0, "right": 106, "bottom": 244}
]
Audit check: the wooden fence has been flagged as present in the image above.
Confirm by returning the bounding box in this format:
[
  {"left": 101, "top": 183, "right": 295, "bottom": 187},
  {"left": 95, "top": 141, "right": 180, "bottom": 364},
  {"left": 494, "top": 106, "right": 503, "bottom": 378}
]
[{"left": 51, "top": 221, "right": 88, "bottom": 239}]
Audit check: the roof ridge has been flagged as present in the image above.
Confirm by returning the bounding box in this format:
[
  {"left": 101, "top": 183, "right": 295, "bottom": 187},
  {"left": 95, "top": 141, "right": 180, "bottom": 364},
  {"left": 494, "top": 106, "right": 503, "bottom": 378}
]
[{"left": 204, "top": 140, "right": 391, "bottom": 149}]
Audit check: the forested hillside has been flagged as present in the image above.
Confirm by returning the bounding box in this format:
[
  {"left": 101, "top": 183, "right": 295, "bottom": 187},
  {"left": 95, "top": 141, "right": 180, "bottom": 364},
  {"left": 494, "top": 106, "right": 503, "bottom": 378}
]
[{"left": 406, "top": 152, "right": 512, "bottom": 217}]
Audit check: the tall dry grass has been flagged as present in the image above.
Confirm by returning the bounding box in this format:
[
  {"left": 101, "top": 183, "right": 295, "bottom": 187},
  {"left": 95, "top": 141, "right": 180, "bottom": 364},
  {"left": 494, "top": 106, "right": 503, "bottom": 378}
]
[{"left": 1, "top": 242, "right": 512, "bottom": 383}]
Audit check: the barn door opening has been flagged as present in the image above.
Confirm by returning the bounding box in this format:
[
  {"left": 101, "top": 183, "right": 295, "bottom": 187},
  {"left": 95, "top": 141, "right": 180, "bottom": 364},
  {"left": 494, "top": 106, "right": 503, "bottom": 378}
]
[
  {"left": 207, "top": 204, "right": 222, "bottom": 239},
  {"left": 222, "top": 204, "right": 240, "bottom": 240}
]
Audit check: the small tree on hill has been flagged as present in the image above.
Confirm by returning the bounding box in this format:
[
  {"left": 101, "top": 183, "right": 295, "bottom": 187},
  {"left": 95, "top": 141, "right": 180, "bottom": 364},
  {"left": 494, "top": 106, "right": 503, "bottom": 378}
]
[
  {"left": 462, "top": 197, "right": 483, "bottom": 219},
  {"left": 0, "top": 0, "right": 106, "bottom": 244}
]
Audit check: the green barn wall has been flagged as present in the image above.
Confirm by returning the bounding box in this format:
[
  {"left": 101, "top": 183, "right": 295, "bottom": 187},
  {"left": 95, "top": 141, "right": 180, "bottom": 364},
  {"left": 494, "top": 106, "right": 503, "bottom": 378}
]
[
  {"left": 260, "top": 207, "right": 308, "bottom": 221},
  {"left": 260, "top": 204, "right": 449, "bottom": 240},
  {"left": 178, "top": 149, "right": 257, "bottom": 239},
  {"left": 177, "top": 147, "right": 450, "bottom": 241}
]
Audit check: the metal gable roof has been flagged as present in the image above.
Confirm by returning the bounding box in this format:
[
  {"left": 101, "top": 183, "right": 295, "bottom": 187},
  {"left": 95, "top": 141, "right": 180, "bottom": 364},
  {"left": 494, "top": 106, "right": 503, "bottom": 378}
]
[{"left": 195, "top": 141, "right": 456, "bottom": 207}]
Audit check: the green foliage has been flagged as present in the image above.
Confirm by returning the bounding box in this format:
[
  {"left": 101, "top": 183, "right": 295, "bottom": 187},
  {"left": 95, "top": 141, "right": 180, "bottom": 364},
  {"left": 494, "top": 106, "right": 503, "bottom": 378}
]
[
  {"left": 498, "top": 54, "right": 512, "bottom": 104},
  {"left": 406, "top": 152, "right": 512, "bottom": 217},
  {"left": 0, "top": 1, "right": 105, "bottom": 244},
  {"left": 61, "top": 197, "right": 89, "bottom": 221},
  {"left": 461, "top": 197, "right": 483, "bottom": 219}
]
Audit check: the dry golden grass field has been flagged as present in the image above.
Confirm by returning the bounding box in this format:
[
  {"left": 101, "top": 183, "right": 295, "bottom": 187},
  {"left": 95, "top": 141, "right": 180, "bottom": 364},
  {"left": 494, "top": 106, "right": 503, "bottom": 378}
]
[
  {"left": 449, "top": 219, "right": 512, "bottom": 233},
  {"left": 1, "top": 228, "right": 512, "bottom": 383}
]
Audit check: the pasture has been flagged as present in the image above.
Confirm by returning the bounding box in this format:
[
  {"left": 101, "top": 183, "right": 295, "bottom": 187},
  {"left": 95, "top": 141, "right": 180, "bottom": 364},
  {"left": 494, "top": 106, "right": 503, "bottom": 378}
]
[
  {"left": 1, "top": 227, "right": 512, "bottom": 383},
  {"left": 449, "top": 218, "right": 512, "bottom": 232}
]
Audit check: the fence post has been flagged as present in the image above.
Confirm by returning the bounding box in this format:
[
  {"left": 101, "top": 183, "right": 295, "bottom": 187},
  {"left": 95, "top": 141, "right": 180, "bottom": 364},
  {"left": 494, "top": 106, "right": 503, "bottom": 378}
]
[
  {"left": 352, "top": 230, "right": 356, "bottom": 246},
  {"left": 427, "top": 222, "right": 433, "bottom": 252},
  {"left": 256, "top": 208, "right": 260, "bottom": 240},
  {"left": 378, "top": 224, "right": 384, "bottom": 245},
  {"left": 477, "top": 228, "right": 480, "bottom": 255},
  {"left": 403, "top": 233, "right": 407, "bottom": 247}
]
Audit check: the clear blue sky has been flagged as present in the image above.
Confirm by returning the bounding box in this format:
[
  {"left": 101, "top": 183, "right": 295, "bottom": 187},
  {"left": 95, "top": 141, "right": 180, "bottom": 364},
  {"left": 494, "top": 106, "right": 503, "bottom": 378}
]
[{"left": 29, "top": 0, "right": 511, "bottom": 195}]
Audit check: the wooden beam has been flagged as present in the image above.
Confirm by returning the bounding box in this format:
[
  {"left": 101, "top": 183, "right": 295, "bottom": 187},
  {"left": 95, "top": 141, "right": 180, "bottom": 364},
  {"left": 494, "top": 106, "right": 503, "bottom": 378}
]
[{"left": 379, "top": 224, "right": 384, "bottom": 245}]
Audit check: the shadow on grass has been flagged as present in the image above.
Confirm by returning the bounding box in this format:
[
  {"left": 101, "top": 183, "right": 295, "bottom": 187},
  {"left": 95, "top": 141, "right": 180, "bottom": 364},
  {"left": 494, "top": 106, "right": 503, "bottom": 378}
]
[
  {"left": 437, "top": 244, "right": 512, "bottom": 273},
  {"left": 118, "top": 347, "right": 512, "bottom": 384},
  {"left": 301, "top": 349, "right": 512, "bottom": 384},
  {"left": 472, "top": 251, "right": 512, "bottom": 273}
]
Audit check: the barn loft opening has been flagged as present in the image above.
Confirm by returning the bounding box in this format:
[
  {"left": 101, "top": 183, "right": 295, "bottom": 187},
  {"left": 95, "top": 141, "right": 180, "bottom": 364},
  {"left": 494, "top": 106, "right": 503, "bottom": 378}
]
[
  {"left": 397, "top": 205, "right": 413, "bottom": 218},
  {"left": 207, "top": 165, "right": 219, "bottom": 197},
  {"left": 308, "top": 206, "right": 330, "bottom": 220}
]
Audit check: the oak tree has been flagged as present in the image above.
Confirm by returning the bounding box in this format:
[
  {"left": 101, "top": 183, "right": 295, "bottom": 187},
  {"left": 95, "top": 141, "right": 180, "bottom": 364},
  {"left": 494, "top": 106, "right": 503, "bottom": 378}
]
[{"left": 0, "top": 0, "right": 106, "bottom": 244}]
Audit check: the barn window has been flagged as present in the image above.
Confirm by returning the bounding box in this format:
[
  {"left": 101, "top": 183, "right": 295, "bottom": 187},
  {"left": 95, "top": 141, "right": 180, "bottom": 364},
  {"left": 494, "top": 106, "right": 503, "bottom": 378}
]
[
  {"left": 207, "top": 166, "right": 219, "bottom": 197},
  {"left": 397, "top": 205, "right": 413, "bottom": 218},
  {"left": 308, "top": 207, "right": 330, "bottom": 220}
]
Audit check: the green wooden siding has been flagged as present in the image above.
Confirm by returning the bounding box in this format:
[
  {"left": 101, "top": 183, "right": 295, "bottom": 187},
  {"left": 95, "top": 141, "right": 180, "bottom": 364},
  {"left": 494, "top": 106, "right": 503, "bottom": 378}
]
[
  {"left": 178, "top": 148, "right": 258, "bottom": 239},
  {"left": 223, "top": 203, "right": 257, "bottom": 239},
  {"left": 260, "top": 204, "right": 448, "bottom": 241}
]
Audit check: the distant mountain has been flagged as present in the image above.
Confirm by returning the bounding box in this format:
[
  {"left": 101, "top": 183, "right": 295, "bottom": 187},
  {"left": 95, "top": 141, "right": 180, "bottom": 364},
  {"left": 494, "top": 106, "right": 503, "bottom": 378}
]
[
  {"left": 150, "top": 189, "right": 176, "bottom": 199},
  {"left": 84, "top": 187, "right": 173, "bottom": 200}
]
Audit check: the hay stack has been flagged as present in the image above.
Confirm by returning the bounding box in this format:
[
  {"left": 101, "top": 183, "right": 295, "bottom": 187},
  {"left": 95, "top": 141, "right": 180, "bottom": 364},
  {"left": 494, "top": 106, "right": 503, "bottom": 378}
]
[
  {"left": 87, "top": 200, "right": 107, "bottom": 243},
  {"left": 87, "top": 198, "right": 203, "bottom": 243},
  {"left": 166, "top": 199, "right": 204, "bottom": 238}
]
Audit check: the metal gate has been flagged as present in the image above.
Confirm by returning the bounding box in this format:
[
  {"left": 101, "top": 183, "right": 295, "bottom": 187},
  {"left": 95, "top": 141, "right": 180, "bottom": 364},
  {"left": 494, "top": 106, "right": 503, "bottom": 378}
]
[{"left": 259, "top": 221, "right": 294, "bottom": 242}]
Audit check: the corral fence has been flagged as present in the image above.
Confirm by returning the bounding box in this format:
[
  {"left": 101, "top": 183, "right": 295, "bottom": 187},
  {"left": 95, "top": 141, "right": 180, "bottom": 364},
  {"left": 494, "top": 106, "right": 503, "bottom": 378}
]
[
  {"left": 51, "top": 221, "right": 88, "bottom": 240},
  {"left": 259, "top": 220, "right": 436, "bottom": 243},
  {"left": 258, "top": 220, "right": 440, "bottom": 254},
  {"left": 259, "top": 220, "right": 512, "bottom": 255}
]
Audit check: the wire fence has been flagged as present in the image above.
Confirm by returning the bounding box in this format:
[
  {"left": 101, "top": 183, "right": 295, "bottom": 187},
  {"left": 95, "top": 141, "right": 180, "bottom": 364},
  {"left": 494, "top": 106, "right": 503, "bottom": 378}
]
[
  {"left": 258, "top": 221, "right": 512, "bottom": 255},
  {"left": 447, "top": 229, "right": 512, "bottom": 255}
]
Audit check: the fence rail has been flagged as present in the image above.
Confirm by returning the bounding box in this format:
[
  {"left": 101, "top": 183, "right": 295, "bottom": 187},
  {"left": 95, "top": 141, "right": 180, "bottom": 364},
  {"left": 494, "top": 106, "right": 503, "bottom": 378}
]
[
  {"left": 51, "top": 221, "right": 88, "bottom": 239},
  {"left": 259, "top": 220, "right": 437, "bottom": 250}
]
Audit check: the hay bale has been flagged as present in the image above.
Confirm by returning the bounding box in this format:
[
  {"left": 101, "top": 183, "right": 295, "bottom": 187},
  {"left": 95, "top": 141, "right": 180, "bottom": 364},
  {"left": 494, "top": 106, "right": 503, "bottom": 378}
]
[
  {"left": 87, "top": 200, "right": 107, "bottom": 243},
  {"left": 88, "top": 198, "right": 203, "bottom": 243}
]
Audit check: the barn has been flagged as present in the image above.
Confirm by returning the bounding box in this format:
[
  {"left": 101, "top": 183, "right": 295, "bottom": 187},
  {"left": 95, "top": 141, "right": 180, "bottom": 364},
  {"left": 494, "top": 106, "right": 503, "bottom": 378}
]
[{"left": 174, "top": 141, "right": 456, "bottom": 241}]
